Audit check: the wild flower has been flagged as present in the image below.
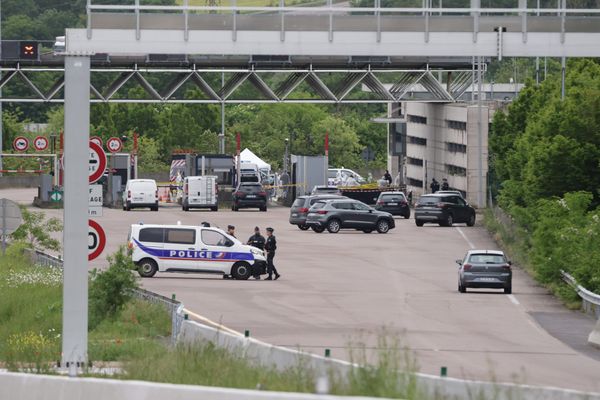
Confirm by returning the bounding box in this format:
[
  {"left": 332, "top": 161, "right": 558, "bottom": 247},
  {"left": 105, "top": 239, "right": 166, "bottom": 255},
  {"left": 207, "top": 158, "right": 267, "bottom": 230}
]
[{"left": 3, "top": 267, "right": 62, "bottom": 288}]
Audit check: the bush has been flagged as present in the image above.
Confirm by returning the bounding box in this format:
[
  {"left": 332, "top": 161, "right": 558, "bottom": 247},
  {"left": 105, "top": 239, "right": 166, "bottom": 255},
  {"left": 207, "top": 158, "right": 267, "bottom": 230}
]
[{"left": 89, "top": 247, "right": 139, "bottom": 329}]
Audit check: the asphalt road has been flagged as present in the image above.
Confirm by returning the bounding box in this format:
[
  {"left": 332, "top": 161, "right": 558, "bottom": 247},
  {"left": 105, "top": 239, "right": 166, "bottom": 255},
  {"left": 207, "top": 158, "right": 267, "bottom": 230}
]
[{"left": 3, "top": 187, "right": 600, "bottom": 392}]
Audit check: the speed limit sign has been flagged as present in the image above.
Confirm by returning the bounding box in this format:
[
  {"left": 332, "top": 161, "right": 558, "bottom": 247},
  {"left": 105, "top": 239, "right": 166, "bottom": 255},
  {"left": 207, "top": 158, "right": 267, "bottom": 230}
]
[
  {"left": 88, "top": 219, "right": 106, "bottom": 261},
  {"left": 33, "top": 136, "right": 49, "bottom": 151},
  {"left": 13, "top": 136, "right": 29, "bottom": 152},
  {"left": 106, "top": 137, "right": 123, "bottom": 153}
]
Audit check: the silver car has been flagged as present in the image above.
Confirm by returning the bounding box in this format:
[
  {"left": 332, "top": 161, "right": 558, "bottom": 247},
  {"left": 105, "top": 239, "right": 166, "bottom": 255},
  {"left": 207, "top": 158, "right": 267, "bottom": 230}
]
[{"left": 456, "top": 250, "right": 512, "bottom": 294}]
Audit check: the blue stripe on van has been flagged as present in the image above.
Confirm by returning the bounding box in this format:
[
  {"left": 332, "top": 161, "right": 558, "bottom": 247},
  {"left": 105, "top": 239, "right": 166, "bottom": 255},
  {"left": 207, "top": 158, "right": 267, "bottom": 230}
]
[{"left": 134, "top": 239, "right": 253, "bottom": 261}]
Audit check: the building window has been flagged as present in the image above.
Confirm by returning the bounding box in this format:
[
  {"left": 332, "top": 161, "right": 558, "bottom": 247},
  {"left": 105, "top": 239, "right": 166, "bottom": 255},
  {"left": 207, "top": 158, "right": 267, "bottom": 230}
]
[
  {"left": 446, "top": 164, "right": 467, "bottom": 177},
  {"left": 447, "top": 120, "right": 467, "bottom": 130},
  {"left": 446, "top": 142, "right": 467, "bottom": 153},
  {"left": 407, "top": 115, "right": 427, "bottom": 124},
  {"left": 408, "top": 136, "right": 427, "bottom": 146},
  {"left": 408, "top": 178, "right": 423, "bottom": 187},
  {"left": 407, "top": 157, "right": 424, "bottom": 166}
]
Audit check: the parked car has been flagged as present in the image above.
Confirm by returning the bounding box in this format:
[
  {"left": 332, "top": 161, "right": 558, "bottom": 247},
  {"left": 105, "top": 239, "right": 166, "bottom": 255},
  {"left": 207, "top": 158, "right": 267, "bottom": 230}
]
[
  {"left": 414, "top": 193, "right": 475, "bottom": 227},
  {"left": 306, "top": 199, "right": 395, "bottom": 234},
  {"left": 327, "top": 168, "right": 366, "bottom": 186},
  {"left": 456, "top": 250, "right": 512, "bottom": 294},
  {"left": 374, "top": 191, "right": 410, "bottom": 219},
  {"left": 436, "top": 190, "right": 464, "bottom": 198},
  {"left": 289, "top": 194, "right": 346, "bottom": 230},
  {"left": 182, "top": 176, "right": 218, "bottom": 211},
  {"left": 311, "top": 185, "right": 342, "bottom": 196},
  {"left": 232, "top": 182, "right": 267, "bottom": 211},
  {"left": 122, "top": 179, "right": 158, "bottom": 211}
]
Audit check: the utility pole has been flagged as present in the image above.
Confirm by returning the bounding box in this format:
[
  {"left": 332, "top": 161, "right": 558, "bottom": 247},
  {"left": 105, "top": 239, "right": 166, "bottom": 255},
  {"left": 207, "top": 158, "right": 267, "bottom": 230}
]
[{"left": 1, "top": 0, "right": 3, "bottom": 176}]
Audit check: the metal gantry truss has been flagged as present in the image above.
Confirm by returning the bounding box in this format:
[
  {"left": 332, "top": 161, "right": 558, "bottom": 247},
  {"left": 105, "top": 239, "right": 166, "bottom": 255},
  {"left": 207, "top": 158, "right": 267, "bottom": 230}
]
[{"left": 0, "top": 65, "right": 482, "bottom": 104}]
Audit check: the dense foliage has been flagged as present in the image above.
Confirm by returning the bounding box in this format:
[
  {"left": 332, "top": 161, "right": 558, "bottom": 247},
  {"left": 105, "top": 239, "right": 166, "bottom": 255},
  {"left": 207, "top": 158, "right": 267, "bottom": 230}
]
[{"left": 489, "top": 59, "right": 600, "bottom": 292}]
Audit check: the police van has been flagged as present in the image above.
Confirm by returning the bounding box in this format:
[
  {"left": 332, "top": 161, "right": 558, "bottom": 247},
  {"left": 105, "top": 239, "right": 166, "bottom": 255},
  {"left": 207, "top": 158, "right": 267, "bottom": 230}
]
[{"left": 128, "top": 223, "right": 267, "bottom": 279}]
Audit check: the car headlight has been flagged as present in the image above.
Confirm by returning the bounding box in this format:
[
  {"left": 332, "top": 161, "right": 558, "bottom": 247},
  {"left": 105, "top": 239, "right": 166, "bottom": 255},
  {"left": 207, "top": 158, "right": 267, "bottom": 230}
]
[{"left": 250, "top": 248, "right": 263, "bottom": 257}]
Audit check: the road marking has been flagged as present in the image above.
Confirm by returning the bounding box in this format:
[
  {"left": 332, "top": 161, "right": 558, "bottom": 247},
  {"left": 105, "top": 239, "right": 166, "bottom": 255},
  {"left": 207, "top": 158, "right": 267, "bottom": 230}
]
[
  {"left": 507, "top": 294, "right": 520, "bottom": 305},
  {"left": 455, "top": 227, "right": 475, "bottom": 249},
  {"left": 183, "top": 308, "right": 244, "bottom": 337}
]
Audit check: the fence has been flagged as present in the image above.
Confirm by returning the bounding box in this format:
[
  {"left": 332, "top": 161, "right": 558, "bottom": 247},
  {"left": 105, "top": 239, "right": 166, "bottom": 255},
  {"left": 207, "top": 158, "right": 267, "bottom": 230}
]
[
  {"left": 561, "top": 271, "right": 600, "bottom": 320},
  {"left": 24, "top": 248, "right": 184, "bottom": 343}
]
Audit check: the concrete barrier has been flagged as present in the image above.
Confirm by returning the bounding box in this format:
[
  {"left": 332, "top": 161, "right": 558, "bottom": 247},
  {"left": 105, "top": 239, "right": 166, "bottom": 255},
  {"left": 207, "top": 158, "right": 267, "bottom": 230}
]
[
  {"left": 179, "top": 320, "right": 600, "bottom": 400},
  {"left": 0, "top": 371, "right": 387, "bottom": 400},
  {"left": 0, "top": 175, "right": 41, "bottom": 189},
  {"left": 589, "top": 319, "right": 600, "bottom": 349}
]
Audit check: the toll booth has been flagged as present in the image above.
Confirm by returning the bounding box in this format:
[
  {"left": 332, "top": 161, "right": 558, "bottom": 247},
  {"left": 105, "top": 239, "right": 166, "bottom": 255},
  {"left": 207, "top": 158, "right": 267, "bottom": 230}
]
[{"left": 290, "top": 155, "right": 327, "bottom": 201}]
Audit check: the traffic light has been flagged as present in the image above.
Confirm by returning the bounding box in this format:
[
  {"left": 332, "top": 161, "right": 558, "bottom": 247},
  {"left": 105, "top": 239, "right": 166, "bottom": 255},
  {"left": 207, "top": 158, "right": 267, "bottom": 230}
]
[{"left": 19, "top": 41, "right": 38, "bottom": 60}]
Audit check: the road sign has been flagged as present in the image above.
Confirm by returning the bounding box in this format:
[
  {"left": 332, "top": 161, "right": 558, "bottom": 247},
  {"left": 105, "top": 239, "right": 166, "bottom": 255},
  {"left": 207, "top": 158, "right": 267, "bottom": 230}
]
[
  {"left": 13, "top": 136, "right": 29, "bottom": 152},
  {"left": 89, "top": 141, "right": 107, "bottom": 184},
  {"left": 89, "top": 185, "right": 103, "bottom": 217},
  {"left": 106, "top": 137, "right": 123, "bottom": 153},
  {"left": 33, "top": 136, "right": 49, "bottom": 151},
  {"left": 88, "top": 219, "right": 106, "bottom": 261},
  {"left": 88, "top": 207, "right": 103, "bottom": 217},
  {"left": 1, "top": 199, "right": 23, "bottom": 254},
  {"left": 90, "top": 136, "right": 103, "bottom": 147},
  {"left": 50, "top": 190, "right": 63, "bottom": 202}
]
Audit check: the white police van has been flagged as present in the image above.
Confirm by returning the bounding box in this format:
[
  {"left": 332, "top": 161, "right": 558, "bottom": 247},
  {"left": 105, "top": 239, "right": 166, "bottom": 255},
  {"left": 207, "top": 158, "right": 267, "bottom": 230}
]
[{"left": 128, "top": 223, "right": 267, "bottom": 279}]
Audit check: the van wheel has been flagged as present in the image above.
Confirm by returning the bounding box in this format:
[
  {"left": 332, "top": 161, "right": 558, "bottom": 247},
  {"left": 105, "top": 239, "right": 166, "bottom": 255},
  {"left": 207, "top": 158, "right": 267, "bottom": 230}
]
[
  {"left": 137, "top": 259, "right": 158, "bottom": 278},
  {"left": 327, "top": 219, "right": 341, "bottom": 233},
  {"left": 260, "top": 206, "right": 267, "bottom": 212},
  {"left": 125, "top": 201, "right": 131, "bottom": 211},
  {"left": 376, "top": 219, "right": 390, "bottom": 234},
  {"left": 231, "top": 262, "right": 251, "bottom": 280},
  {"left": 152, "top": 205, "right": 159, "bottom": 212},
  {"left": 211, "top": 206, "right": 218, "bottom": 212}
]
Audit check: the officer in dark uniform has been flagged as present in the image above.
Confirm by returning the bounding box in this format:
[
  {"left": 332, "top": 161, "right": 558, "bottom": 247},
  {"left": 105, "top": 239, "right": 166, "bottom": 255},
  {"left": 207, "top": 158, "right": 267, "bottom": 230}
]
[
  {"left": 264, "top": 227, "right": 280, "bottom": 281},
  {"left": 247, "top": 226, "right": 266, "bottom": 280}
]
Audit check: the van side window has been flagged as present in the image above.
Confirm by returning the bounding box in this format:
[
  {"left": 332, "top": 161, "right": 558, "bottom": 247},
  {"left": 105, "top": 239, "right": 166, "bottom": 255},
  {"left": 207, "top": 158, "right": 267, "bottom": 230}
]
[
  {"left": 201, "top": 230, "right": 233, "bottom": 247},
  {"left": 139, "top": 228, "right": 164, "bottom": 243},
  {"left": 165, "top": 228, "right": 196, "bottom": 245}
]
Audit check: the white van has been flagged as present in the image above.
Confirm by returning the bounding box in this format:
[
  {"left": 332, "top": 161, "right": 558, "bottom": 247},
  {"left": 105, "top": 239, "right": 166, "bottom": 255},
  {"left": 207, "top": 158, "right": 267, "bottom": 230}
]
[
  {"left": 182, "top": 176, "right": 218, "bottom": 211},
  {"left": 239, "top": 163, "right": 260, "bottom": 183},
  {"left": 122, "top": 179, "right": 159, "bottom": 211},
  {"left": 128, "top": 224, "right": 267, "bottom": 279}
]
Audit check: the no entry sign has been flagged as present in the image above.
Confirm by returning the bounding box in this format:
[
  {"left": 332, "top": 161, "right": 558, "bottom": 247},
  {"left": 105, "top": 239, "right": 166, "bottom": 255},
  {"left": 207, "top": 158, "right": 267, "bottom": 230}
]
[
  {"left": 89, "top": 141, "right": 107, "bottom": 184},
  {"left": 13, "top": 136, "right": 29, "bottom": 152},
  {"left": 88, "top": 219, "right": 106, "bottom": 261},
  {"left": 106, "top": 137, "right": 123, "bottom": 153}
]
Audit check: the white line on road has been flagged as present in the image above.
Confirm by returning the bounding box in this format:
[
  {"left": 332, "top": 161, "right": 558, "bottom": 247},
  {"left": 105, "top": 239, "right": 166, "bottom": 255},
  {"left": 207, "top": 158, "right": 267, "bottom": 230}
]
[
  {"left": 455, "top": 227, "right": 476, "bottom": 249},
  {"left": 507, "top": 294, "right": 520, "bottom": 305}
]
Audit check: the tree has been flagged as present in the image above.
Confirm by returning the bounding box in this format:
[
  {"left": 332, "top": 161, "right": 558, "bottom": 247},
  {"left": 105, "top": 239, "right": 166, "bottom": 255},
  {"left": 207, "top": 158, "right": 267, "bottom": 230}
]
[{"left": 10, "top": 208, "right": 62, "bottom": 252}]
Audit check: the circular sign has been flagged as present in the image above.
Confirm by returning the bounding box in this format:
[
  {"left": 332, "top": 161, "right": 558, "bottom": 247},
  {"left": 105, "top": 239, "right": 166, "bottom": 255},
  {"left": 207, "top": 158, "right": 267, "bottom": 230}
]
[
  {"left": 106, "top": 137, "right": 123, "bottom": 153},
  {"left": 13, "top": 136, "right": 29, "bottom": 152},
  {"left": 89, "top": 141, "right": 107, "bottom": 184},
  {"left": 33, "top": 136, "right": 49, "bottom": 151},
  {"left": 88, "top": 219, "right": 106, "bottom": 261},
  {"left": 90, "top": 136, "right": 103, "bottom": 147}
]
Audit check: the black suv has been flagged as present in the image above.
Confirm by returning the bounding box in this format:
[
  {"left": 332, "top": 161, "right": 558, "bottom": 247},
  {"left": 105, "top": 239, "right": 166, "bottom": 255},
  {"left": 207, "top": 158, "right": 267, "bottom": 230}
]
[
  {"left": 305, "top": 199, "right": 395, "bottom": 234},
  {"left": 290, "top": 195, "right": 346, "bottom": 230},
  {"left": 232, "top": 183, "right": 268, "bottom": 211},
  {"left": 414, "top": 194, "right": 475, "bottom": 227}
]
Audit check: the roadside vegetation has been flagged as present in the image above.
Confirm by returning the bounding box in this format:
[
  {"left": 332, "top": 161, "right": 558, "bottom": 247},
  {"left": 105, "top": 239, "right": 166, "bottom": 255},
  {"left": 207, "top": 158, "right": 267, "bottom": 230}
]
[{"left": 488, "top": 58, "right": 600, "bottom": 302}]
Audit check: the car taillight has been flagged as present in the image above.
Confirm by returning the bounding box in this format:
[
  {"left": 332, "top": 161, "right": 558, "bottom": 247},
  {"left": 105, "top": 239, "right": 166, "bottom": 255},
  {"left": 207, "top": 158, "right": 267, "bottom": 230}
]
[
  {"left": 298, "top": 207, "right": 309, "bottom": 213},
  {"left": 400, "top": 200, "right": 407, "bottom": 205},
  {"left": 463, "top": 264, "right": 472, "bottom": 271},
  {"left": 436, "top": 202, "right": 448, "bottom": 208},
  {"left": 258, "top": 191, "right": 267, "bottom": 196},
  {"left": 502, "top": 264, "right": 511, "bottom": 271},
  {"left": 236, "top": 191, "right": 246, "bottom": 198},
  {"left": 377, "top": 201, "right": 384, "bottom": 205},
  {"left": 127, "top": 190, "right": 131, "bottom": 198},
  {"left": 155, "top": 190, "right": 158, "bottom": 198},
  {"left": 317, "top": 210, "right": 328, "bottom": 215}
]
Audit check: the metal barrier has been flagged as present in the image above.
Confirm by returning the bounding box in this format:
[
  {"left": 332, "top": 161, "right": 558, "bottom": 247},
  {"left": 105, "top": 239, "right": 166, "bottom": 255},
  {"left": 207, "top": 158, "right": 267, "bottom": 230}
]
[
  {"left": 24, "top": 248, "right": 185, "bottom": 342},
  {"left": 561, "top": 270, "right": 600, "bottom": 319}
]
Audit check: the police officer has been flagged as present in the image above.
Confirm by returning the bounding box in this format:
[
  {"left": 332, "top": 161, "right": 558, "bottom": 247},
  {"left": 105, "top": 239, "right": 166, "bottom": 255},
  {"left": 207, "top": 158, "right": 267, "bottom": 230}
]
[
  {"left": 247, "top": 227, "right": 266, "bottom": 280},
  {"left": 264, "top": 227, "right": 280, "bottom": 281},
  {"left": 227, "top": 225, "right": 236, "bottom": 238},
  {"left": 441, "top": 178, "right": 449, "bottom": 191}
]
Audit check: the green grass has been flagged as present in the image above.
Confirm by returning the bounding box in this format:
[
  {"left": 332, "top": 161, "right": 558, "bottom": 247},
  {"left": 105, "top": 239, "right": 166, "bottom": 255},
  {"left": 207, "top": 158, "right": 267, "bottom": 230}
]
[{"left": 0, "top": 242, "right": 171, "bottom": 370}]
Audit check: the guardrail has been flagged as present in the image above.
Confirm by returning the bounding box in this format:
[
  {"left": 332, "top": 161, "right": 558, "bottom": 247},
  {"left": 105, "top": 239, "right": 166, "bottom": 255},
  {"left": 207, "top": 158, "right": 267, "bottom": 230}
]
[
  {"left": 24, "top": 248, "right": 185, "bottom": 342},
  {"left": 561, "top": 270, "right": 600, "bottom": 319}
]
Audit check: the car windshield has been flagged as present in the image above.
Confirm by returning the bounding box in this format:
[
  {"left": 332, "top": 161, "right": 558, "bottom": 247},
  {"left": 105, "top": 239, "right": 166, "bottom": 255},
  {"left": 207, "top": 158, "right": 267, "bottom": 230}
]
[
  {"left": 418, "top": 196, "right": 441, "bottom": 205},
  {"left": 468, "top": 254, "right": 506, "bottom": 264},
  {"left": 238, "top": 185, "right": 262, "bottom": 193},
  {"left": 316, "top": 188, "right": 338, "bottom": 193},
  {"left": 381, "top": 194, "right": 405, "bottom": 202}
]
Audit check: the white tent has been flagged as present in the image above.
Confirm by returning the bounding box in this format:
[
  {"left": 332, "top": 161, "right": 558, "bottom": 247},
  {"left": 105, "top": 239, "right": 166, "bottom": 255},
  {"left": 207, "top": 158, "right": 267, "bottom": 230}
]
[{"left": 239, "top": 148, "right": 271, "bottom": 172}]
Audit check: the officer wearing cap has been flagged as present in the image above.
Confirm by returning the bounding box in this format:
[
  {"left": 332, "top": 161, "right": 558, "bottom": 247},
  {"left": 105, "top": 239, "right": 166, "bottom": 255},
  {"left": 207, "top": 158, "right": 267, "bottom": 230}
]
[
  {"left": 247, "top": 226, "right": 266, "bottom": 280},
  {"left": 264, "top": 227, "right": 280, "bottom": 281}
]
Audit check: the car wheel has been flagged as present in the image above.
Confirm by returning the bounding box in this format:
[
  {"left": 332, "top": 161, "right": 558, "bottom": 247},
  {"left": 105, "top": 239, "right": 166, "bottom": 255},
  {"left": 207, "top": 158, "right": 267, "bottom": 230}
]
[
  {"left": 404, "top": 211, "right": 411, "bottom": 219},
  {"left": 376, "top": 219, "right": 390, "bottom": 234},
  {"left": 298, "top": 225, "right": 310, "bottom": 231},
  {"left": 231, "top": 262, "right": 252, "bottom": 280},
  {"left": 260, "top": 206, "right": 267, "bottom": 212},
  {"left": 312, "top": 226, "right": 325, "bottom": 233},
  {"left": 327, "top": 219, "right": 341, "bottom": 233},
  {"left": 152, "top": 205, "right": 159, "bottom": 212},
  {"left": 445, "top": 214, "right": 453, "bottom": 227},
  {"left": 362, "top": 229, "right": 372, "bottom": 234},
  {"left": 504, "top": 285, "right": 512, "bottom": 294},
  {"left": 211, "top": 206, "right": 218, "bottom": 212},
  {"left": 459, "top": 281, "right": 467, "bottom": 293},
  {"left": 415, "top": 219, "right": 424, "bottom": 227},
  {"left": 466, "top": 213, "right": 476, "bottom": 227},
  {"left": 137, "top": 259, "right": 158, "bottom": 278}
]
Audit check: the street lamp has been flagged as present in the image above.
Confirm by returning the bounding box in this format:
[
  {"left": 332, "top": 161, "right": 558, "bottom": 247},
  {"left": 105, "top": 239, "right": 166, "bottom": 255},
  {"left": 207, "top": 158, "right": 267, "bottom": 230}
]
[{"left": 284, "top": 138, "right": 289, "bottom": 174}]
